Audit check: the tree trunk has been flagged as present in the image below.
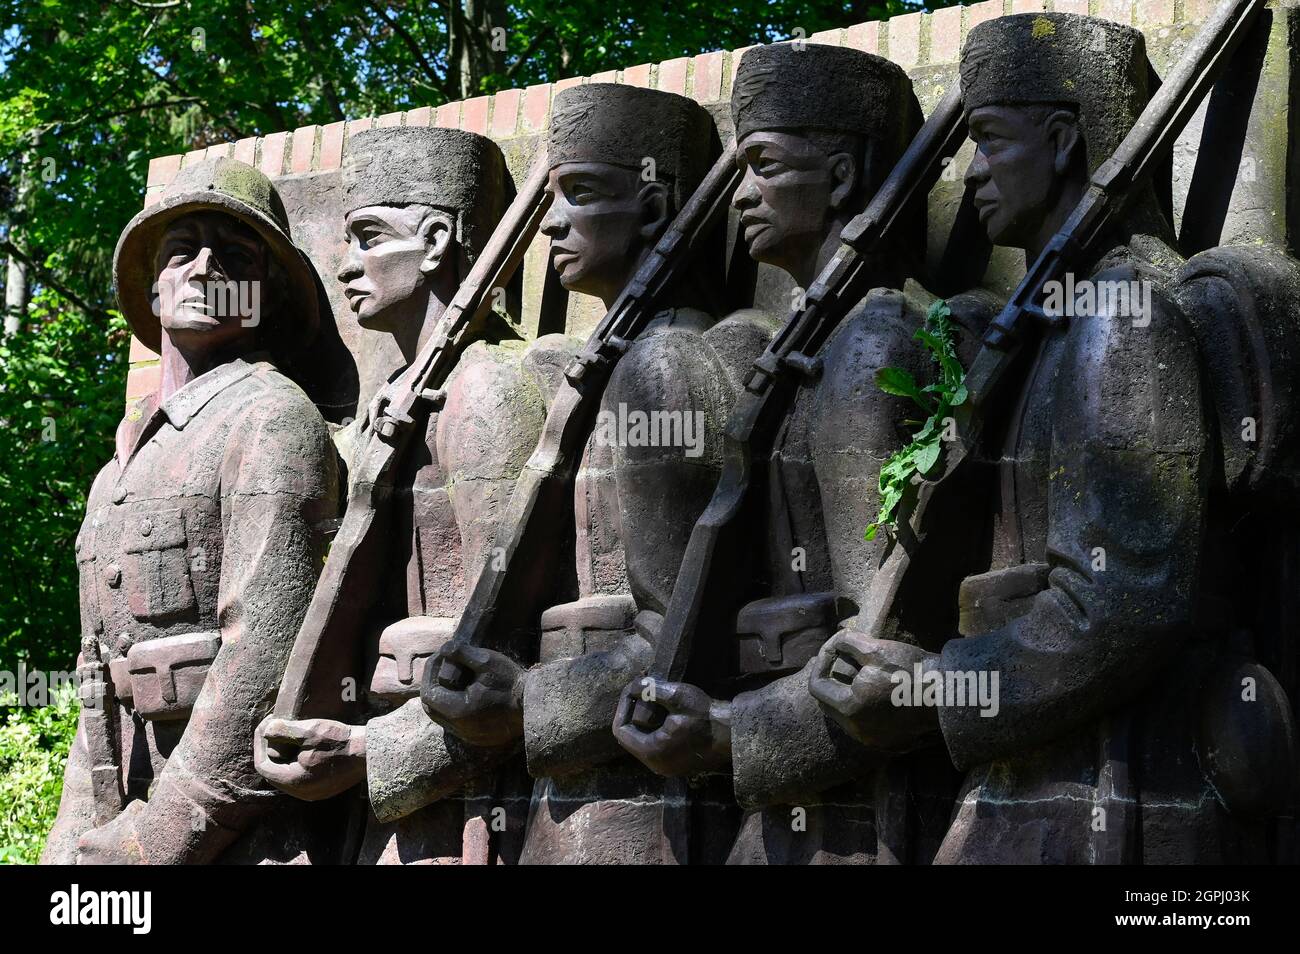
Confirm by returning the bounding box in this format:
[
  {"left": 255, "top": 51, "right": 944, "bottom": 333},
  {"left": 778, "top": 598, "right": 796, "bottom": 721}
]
[
  {"left": 4, "top": 253, "right": 29, "bottom": 336},
  {"left": 3, "top": 144, "right": 35, "bottom": 336}
]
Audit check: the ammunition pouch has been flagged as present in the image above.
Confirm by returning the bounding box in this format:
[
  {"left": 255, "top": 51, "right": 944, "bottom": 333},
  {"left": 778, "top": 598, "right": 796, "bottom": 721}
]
[
  {"left": 538, "top": 595, "right": 637, "bottom": 664},
  {"left": 122, "top": 631, "right": 221, "bottom": 721},
  {"left": 735, "top": 592, "right": 838, "bottom": 676},
  {"left": 369, "top": 616, "right": 456, "bottom": 705},
  {"left": 957, "top": 563, "right": 1050, "bottom": 637}
]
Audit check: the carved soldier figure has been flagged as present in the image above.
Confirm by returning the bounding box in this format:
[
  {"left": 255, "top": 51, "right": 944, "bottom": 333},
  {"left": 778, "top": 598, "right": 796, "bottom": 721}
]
[
  {"left": 802, "top": 12, "right": 1288, "bottom": 864},
  {"left": 42, "top": 158, "right": 339, "bottom": 864},
  {"left": 423, "top": 83, "right": 771, "bottom": 863},
  {"left": 611, "top": 42, "right": 991, "bottom": 864},
  {"left": 253, "top": 127, "right": 559, "bottom": 864}
]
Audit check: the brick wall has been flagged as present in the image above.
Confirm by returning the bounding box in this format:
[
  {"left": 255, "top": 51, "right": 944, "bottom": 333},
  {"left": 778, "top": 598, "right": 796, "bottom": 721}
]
[{"left": 127, "top": 0, "right": 1265, "bottom": 403}]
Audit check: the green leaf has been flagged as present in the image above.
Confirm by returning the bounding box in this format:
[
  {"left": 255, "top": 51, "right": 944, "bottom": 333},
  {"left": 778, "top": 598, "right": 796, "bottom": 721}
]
[{"left": 875, "top": 366, "right": 924, "bottom": 401}]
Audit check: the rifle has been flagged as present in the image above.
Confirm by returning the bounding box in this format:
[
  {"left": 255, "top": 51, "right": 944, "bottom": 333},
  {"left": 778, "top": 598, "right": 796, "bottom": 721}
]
[
  {"left": 431, "top": 143, "right": 744, "bottom": 692},
  {"left": 272, "top": 152, "right": 553, "bottom": 720},
  {"left": 625, "top": 83, "right": 971, "bottom": 729},
  {"left": 851, "top": 0, "right": 1266, "bottom": 647},
  {"left": 78, "top": 635, "right": 125, "bottom": 826}
]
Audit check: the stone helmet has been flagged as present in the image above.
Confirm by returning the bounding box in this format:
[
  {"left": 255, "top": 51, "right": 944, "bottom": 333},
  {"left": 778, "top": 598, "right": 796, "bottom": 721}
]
[
  {"left": 730, "top": 41, "right": 921, "bottom": 172},
  {"left": 113, "top": 156, "right": 321, "bottom": 355},
  {"left": 341, "top": 126, "right": 510, "bottom": 276},
  {"left": 546, "top": 83, "right": 717, "bottom": 209},
  {"left": 960, "top": 12, "right": 1152, "bottom": 174}
]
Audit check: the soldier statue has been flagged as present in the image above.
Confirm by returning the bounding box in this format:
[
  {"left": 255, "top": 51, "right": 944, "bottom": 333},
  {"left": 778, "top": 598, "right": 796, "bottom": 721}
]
[
  {"left": 611, "top": 42, "right": 992, "bottom": 864},
  {"left": 805, "top": 12, "right": 1294, "bottom": 864},
  {"left": 253, "top": 127, "right": 561, "bottom": 864},
  {"left": 42, "top": 158, "right": 340, "bottom": 864},
  {"left": 423, "top": 83, "right": 773, "bottom": 863}
]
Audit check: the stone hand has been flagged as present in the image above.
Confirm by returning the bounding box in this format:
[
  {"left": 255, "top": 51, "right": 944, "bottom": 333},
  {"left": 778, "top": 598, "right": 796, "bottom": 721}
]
[
  {"left": 253, "top": 716, "right": 366, "bottom": 801},
  {"left": 76, "top": 799, "right": 147, "bottom": 865},
  {"left": 421, "top": 644, "right": 524, "bottom": 748},
  {"left": 612, "top": 677, "right": 731, "bottom": 777},
  {"left": 808, "top": 631, "right": 940, "bottom": 753}
]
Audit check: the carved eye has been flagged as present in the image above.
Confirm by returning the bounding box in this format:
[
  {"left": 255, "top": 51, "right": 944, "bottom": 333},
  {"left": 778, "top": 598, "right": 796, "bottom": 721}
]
[
  {"left": 223, "top": 245, "right": 255, "bottom": 270},
  {"left": 568, "top": 184, "right": 597, "bottom": 204}
]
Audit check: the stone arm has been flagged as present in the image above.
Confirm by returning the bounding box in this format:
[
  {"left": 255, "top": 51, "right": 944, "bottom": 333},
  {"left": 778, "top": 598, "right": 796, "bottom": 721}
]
[
  {"left": 438, "top": 341, "right": 550, "bottom": 579},
  {"left": 810, "top": 291, "right": 929, "bottom": 617},
  {"left": 521, "top": 632, "right": 653, "bottom": 779},
  {"left": 130, "top": 393, "right": 337, "bottom": 863},
  {"left": 39, "top": 690, "right": 99, "bottom": 864},
  {"left": 609, "top": 322, "right": 734, "bottom": 616},
  {"left": 41, "top": 470, "right": 113, "bottom": 864},
  {"left": 935, "top": 270, "right": 1208, "bottom": 770},
  {"left": 366, "top": 699, "right": 514, "bottom": 822},
  {"left": 729, "top": 660, "right": 879, "bottom": 810}
]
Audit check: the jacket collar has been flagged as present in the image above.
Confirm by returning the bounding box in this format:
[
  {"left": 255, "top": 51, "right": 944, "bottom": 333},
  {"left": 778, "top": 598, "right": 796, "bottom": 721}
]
[
  {"left": 114, "top": 353, "right": 271, "bottom": 465},
  {"left": 158, "top": 351, "right": 269, "bottom": 430}
]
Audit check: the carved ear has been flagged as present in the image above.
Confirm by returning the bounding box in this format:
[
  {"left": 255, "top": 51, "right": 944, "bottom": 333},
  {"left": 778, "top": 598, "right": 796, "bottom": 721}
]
[
  {"left": 1045, "top": 109, "right": 1084, "bottom": 177},
  {"left": 418, "top": 210, "right": 454, "bottom": 277},
  {"left": 637, "top": 180, "right": 671, "bottom": 242},
  {"left": 828, "top": 151, "right": 858, "bottom": 212}
]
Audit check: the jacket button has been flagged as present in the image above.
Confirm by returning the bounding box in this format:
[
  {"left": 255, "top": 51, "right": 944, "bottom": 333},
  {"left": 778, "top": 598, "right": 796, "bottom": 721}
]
[
  {"left": 112, "top": 486, "right": 127, "bottom": 504},
  {"left": 104, "top": 564, "right": 121, "bottom": 587},
  {"left": 140, "top": 518, "right": 152, "bottom": 537}
]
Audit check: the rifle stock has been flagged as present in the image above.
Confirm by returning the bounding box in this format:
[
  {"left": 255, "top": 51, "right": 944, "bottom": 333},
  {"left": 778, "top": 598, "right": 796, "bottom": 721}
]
[
  {"left": 628, "top": 84, "right": 970, "bottom": 729},
  {"left": 431, "top": 144, "right": 744, "bottom": 693},
  {"left": 78, "top": 635, "right": 125, "bottom": 825},
  {"left": 272, "top": 153, "right": 553, "bottom": 720}
]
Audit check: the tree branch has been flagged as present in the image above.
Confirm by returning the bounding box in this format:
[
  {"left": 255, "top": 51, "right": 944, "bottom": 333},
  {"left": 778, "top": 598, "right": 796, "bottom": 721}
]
[
  {"left": 0, "top": 240, "right": 114, "bottom": 323},
  {"left": 365, "top": 0, "right": 450, "bottom": 95},
  {"left": 503, "top": 23, "right": 554, "bottom": 81}
]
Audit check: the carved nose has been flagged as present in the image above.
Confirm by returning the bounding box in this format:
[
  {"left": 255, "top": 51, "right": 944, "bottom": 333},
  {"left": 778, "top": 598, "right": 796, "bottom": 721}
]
[
  {"left": 336, "top": 253, "right": 362, "bottom": 284},
  {"left": 732, "top": 170, "right": 760, "bottom": 210},
  {"left": 192, "top": 246, "right": 225, "bottom": 281},
  {"left": 152, "top": 666, "right": 178, "bottom": 704},
  {"left": 540, "top": 203, "right": 566, "bottom": 238}
]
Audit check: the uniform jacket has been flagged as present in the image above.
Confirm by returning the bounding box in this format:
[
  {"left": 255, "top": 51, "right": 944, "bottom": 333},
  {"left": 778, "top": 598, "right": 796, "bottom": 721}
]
[{"left": 42, "top": 355, "right": 338, "bottom": 864}]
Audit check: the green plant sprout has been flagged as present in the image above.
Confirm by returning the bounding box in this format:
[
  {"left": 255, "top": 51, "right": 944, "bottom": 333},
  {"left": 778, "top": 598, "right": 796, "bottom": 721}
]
[{"left": 865, "top": 299, "right": 968, "bottom": 542}]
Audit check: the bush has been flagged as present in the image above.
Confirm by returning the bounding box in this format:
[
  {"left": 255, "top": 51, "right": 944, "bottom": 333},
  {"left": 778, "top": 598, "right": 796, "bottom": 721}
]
[{"left": 0, "top": 684, "right": 78, "bottom": 864}]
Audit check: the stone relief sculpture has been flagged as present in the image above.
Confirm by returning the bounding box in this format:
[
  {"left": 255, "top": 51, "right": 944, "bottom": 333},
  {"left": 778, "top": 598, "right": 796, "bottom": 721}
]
[
  {"left": 42, "top": 158, "right": 340, "bottom": 864},
  {"left": 251, "top": 126, "right": 562, "bottom": 864},
  {"left": 43, "top": 0, "right": 1299, "bottom": 866},
  {"left": 800, "top": 11, "right": 1296, "bottom": 864}
]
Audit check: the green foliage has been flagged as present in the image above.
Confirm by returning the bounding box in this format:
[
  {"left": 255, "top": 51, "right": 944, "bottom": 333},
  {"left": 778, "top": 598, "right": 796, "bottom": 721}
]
[
  {"left": 0, "top": 292, "right": 126, "bottom": 672},
  {"left": 0, "top": 684, "right": 79, "bottom": 865},
  {"left": 865, "top": 299, "right": 967, "bottom": 541}
]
